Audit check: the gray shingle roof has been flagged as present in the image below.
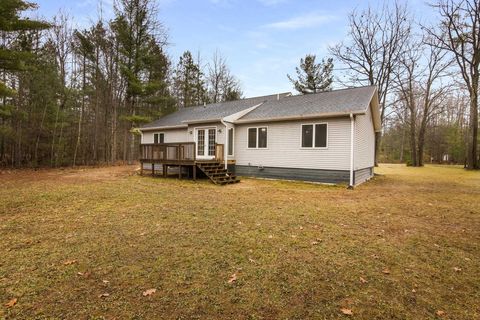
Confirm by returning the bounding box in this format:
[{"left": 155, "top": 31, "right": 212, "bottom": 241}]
[
  {"left": 141, "top": 86, "right": 378, "bottom": 130},
  {"left": 141, "top": 93, "right": 291, "bottom": 129},
  {"left": 238, "top": 86, "right": 377, "bottom": 121}
]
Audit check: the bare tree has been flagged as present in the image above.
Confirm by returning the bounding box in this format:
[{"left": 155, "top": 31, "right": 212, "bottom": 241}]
[
  {"left": 393, "top": 36, "right": 452, "bottom": 166},
  {"left": 329, "top": 1, "right": 411, "bottom": 165},
  {"left": 206, "top": 50, "right": 242, "bottom": 103},
  {"left": 426, "top": 0, "right": 480, "bottom": 169},
  {"left": 47, "top": 11, "right": 73, "bottom": 167},
  {"left": 208, "top": 50, "right": 226, "bottom": 104}
]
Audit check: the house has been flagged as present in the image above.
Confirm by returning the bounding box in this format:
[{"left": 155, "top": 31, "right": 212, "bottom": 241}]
[{"left": 138, "top": 85, "right": 381, "bottom": 187}]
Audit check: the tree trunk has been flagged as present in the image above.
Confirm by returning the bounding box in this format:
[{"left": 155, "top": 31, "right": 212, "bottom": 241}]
[
  {"left": 417, "top": 115, "right": 428, "bottom": 167},
  {"left": 409, "top": 110, "right": 417, "bottom": 166},
  {"left": 467, "top": 88, "right": 478, "bottom": 169}
]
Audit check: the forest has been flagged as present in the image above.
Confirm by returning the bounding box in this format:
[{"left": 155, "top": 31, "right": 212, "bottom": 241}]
[{"left": 0, "top": 0, "right": 478, "bottom": 169}]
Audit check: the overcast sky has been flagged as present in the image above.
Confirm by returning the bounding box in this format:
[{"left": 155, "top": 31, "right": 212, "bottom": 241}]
[{"left": 33, "top": 0, "right": 436, "bottom": 97}]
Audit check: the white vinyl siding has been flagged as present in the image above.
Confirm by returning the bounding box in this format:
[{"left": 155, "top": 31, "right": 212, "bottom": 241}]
[
  {"left": 354, "top": 105, "right": 375, "bottom": 170},
  {"left": 235, "top": 118, "right": 351, "bottom": 170},
  {"left": 141, "top": 128, "right": 188, "bottom": 144}
]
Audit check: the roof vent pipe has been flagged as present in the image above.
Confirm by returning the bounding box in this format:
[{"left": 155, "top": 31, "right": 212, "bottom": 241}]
[{"left": 277, "top": 94, "right": 279, "bottom": 100}]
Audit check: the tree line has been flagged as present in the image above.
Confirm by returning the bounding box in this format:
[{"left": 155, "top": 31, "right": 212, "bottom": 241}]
[
  {"left": 0, "top": 0, "right": 242, "bottom": 167},
  {"left": 288, "top": 0, "right": 479, "bottom": 169},
  {"left": 1, "top": 0, "right": 478, "bottom": 169}
]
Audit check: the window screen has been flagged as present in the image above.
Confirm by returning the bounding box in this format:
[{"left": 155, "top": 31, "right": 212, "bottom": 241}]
[
  {"left": 258, "top": 127, "right": 267, "bottom": 148},
  {"left": 302, "top": 125, "right": 313, "bottom": 148},
  {"left": 248, "top": 128, "right": 257, "bottom": 148},
  {"left": 159, "top": 133, "right": 164, "bottom": 144},
  {"left": 315, "top": 124, "right": 327, "bottom": 148}
]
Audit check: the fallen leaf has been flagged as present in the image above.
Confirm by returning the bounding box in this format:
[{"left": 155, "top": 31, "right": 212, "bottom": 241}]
[
  {"left": 77, "top": 271, "right": 91, "bottom": 278},
  {"left": 340, "top": 308, "right": 353, "bottom": 316},
  {"left": 227, "top": 273, "right": 237, "bottom": 284},
  {"left": 311, "top": 241, "right": 319, "bottom": 245},
  {"left": 63, "top": 259, "right": 77, "bottom": 266},
  {"left": 268, "top": 235, "right": 273, "bottom": 239},
  {"left": 436, "top": 310, "right": 445, "bottom": 317},
  {"left": 248, "top": 258, "right": 256, "bottom": 264},
  {"left": 382, "top": 268, "right": 391, "bottom": 274},
  {"left": 359, "top": 277, "right": 368, "bottom": 284},
  {"left": 102, "top": 280, "right": 110, "bottom": 284},
  {"left": 142, "top": 288, "right": 157, "bottom": 296},
  {"left": 98, "top": 293, "right": 110, "bottom": 298},
  {"left": 453, "top": 267, "right": 461, "bottom": 272},
  {"left": 5, "top": 298, "right": 17, "bottom": 307}
]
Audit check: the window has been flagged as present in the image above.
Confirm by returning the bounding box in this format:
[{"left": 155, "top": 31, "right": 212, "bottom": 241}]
[
  {"left": 197, "top": 130, "right": 205, "bottom": 156},
  {"left": 228, "top": 128, "right": 234, "bottom": 156},
  {"left": 301, "top": 123, "right": 327, "bottom": 148},
  {"left": 314, "top": 124, "right": 327, "bottom": 148},
  {"left": 302, "top": 125, "right": 313, "bottom": 148},
  {"left": 248, "top": 127, "right": 268, "bottom": 149},
  {"left": 248, "top": 128, "right": 257, "bottom": 148},
  {"left": 154, "top": 133, "right": 164, "bottom": 144},
  {"left": 208, "top": 129, "right": 216, "bottom": 156},
  {"left": 258, "top": 127, "right": 267, "bottom": 148}
]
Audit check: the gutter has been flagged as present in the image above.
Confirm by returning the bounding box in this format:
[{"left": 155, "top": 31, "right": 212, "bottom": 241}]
[
  {"left": 139, "top": 124, "right": 188, "bottom": 132},
  {"left": 233, "top": 110, "right": 367, "bottom": 124}
]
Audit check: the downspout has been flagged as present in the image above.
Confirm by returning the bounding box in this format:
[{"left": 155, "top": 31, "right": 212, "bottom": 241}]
[
  {"left": 220, "top": 119, "right": 228, "bottom": 169},
  {"left": 349, "top": 113, "right": 355, "bottom": 189}
]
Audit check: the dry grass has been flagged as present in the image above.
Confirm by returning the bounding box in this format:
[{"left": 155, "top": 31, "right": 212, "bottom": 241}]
[{"left": 0, "top": 164, "right": 479, "bottom": 319}]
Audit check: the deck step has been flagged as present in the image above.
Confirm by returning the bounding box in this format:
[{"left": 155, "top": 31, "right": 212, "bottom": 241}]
[{"left": 196, "top": 162, "right": 240, "bottom": 185}]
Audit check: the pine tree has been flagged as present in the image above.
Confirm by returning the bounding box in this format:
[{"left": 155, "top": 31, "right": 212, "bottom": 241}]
[
  {"left": 287, "top": 55, "right": 333, "bottom": 94},
  {"left": 111, "top": 0, "right": 171, "bottom": 162},
  {"left": 0, "top": 1, "right": 49, "bottom": 96},
  {"left": 173, "top": 51, "right": 207, "bottom": 107},
  {"left": 0, "top": 0, "right": 49, "bottom": 165}
]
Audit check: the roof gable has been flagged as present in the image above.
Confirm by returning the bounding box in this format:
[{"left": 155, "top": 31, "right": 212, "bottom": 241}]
[{"left": 140, "top": 93, "right": 290, "bottom": 130}]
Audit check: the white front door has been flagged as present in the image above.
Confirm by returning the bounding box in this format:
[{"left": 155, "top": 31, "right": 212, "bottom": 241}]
[{"left": 196, "top": 128, "right": 216, "bottom": 160}]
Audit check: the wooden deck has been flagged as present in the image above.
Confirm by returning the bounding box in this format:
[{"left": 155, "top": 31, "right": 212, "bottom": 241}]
[{"left": 139, "top": 142, "right": 228, "bottom": 182}]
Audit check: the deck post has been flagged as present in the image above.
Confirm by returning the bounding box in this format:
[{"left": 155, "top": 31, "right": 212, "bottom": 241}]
[
  {"left": 179, "top": 165, "right": 182, "bottom": 179},
  {"left": 193, "top": 165, "right": 196, "bottom": 181},
  {"left": 163, "top": 165, "right": 167, "bottom": 178},
  {"left": 140, "top": 161, "right": 143, "bottom": 176},
  {"left": 151, "top": 163, "right": 154, "bottom": 176}
]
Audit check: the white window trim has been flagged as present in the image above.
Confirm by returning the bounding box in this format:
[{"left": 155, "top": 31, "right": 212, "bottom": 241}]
[
  {"left": 300, "top": 123, "right": 328, "bottom": 149},
  {"left": 247, "top": 126, "right": 268, "bottom": 149},
  {"left": 153, "top": 132, "right": 165, "bottom": 144},
  {"left": 228, "top": 127, "right": 235, "bottom": 156}
]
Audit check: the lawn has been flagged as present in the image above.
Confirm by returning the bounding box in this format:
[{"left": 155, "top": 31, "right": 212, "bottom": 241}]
[{"left": 0, "top": 164, "right": 479, "bottom": 319}]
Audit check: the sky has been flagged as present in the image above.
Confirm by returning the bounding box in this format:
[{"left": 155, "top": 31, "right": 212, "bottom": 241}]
[{"left": 32, "top": 0, "right": 437, "bottom": 97}]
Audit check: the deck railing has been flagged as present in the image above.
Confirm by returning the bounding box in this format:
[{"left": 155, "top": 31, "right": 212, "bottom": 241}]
[
  {"left": 140, "top": 143, "right": 196, "bottom": 162},
  {"left": 140, "top": 142, "right": 225, "bottom": 162}
]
